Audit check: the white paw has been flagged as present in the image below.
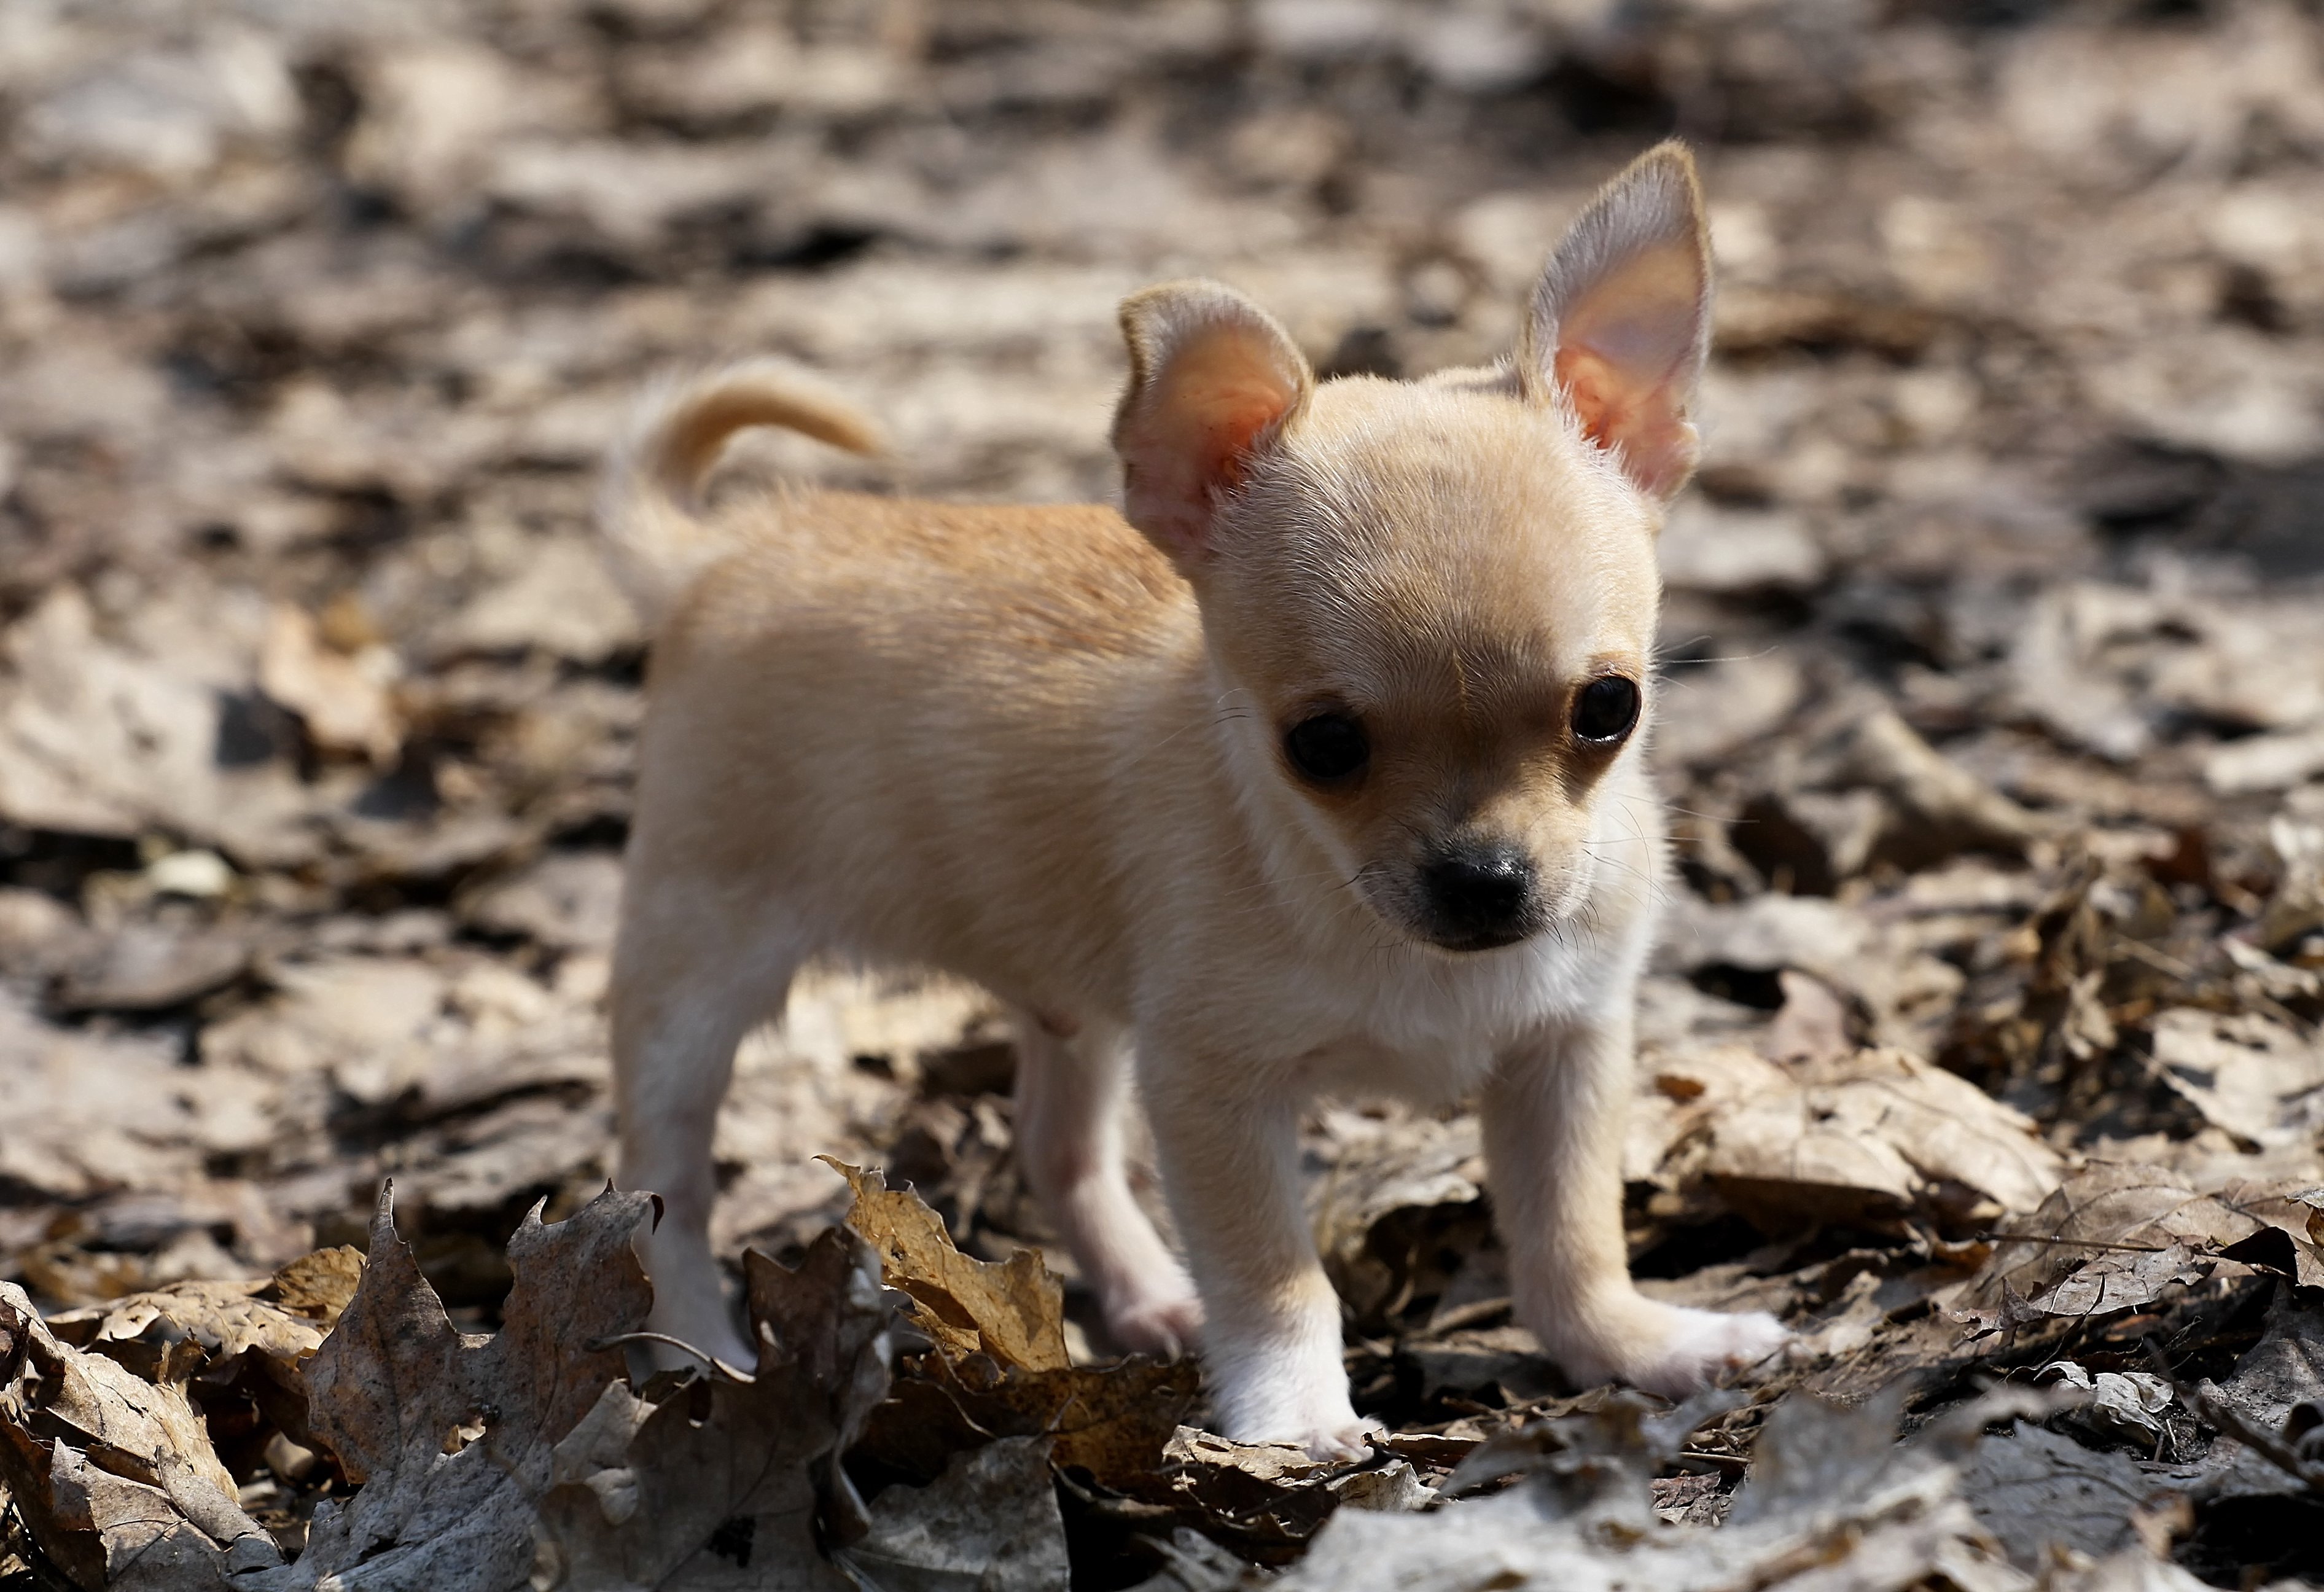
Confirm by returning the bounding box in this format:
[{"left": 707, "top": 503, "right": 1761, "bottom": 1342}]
[
  {"left": 1623, "top": 1306, "right": 1790, "bottom": 1399},
  {"left": 1294, "top": 1414, "right": 1385, "bottom": 1464},
  {"left": 1222, "top": 1405, "right": 1383, "bottom": 1463},
  {"left": 1106, "top": 1289, "right": 1205, "bottom": 1359},
  {"left": 1211, "top": 1364, "right": 1380, "bottom": 1461}
]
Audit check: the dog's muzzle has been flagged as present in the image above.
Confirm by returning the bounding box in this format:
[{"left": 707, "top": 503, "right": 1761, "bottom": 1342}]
[{"left": 1416, "top": 841, "right": 1539, "bottom": 951}]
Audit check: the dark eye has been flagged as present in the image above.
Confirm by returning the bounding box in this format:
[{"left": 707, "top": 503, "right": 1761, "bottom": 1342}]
[
  {"left": 1283, "top": 713, "right": 1369, "bottom": 782},
  {"left": 1571, "top": 676, "right": 1641, "bottom": 744}
]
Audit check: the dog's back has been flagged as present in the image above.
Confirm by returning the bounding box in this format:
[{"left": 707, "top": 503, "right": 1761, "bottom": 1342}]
[{"left": 604, "top": 369, "right": 1211, "bottom": 1015}]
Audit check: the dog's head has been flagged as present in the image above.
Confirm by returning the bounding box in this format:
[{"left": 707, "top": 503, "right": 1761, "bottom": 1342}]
[{"left": 1111, "top": 143, "right": 1709, "bottom": 953}]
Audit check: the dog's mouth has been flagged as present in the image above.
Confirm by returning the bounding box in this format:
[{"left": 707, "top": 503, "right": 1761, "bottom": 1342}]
[{"left": 1416, "top": 923, "right": 1537, "bottom": 954}]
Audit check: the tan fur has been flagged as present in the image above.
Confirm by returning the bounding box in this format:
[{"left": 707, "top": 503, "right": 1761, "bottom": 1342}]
[
  {"left": 605, "top": 142, "right": 1787, "bottom": 1453},
  {"left": 601, "top": 360, "right": 887, "bottom": 625}
]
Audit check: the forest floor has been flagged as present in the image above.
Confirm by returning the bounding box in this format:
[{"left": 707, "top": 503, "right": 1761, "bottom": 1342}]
[{"left": 4, "top": 1, "right": 2324, "bottom": 1586}]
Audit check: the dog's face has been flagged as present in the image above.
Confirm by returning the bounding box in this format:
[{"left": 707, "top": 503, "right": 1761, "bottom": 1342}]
[
  {"left": 1204, "top": 381, "right": 1663, "bottom": 950},
  {"left": 1113, "top": 144, "right": 1709, "bottom": 953}
]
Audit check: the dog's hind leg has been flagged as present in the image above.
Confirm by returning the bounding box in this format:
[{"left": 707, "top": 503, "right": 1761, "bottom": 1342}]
[
  {"left": 1012, "top": 1014, "right": 1203, "bottom": 1357},
  {"left": 611, "top": 872, "right": 803, "bottom": 1373}
]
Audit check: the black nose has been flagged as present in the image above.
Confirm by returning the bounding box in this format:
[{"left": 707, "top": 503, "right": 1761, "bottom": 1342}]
[{"left": 1420, "top": 843, "right": 1537, "bottom": 948}]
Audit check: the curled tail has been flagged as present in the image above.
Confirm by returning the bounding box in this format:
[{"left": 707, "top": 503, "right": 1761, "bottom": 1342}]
[{"left": 599, "top": 360, "right": 886, "bottom": 628}]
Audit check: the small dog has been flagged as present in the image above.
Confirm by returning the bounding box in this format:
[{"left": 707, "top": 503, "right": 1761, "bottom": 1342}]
[{"left": 603, "top": 141, "right": 1786, "bottom": 1457}]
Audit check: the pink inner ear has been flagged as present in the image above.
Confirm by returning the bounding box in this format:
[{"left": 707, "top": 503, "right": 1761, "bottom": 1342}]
[
  {"left": 1120, "top": 337, "right": 1306, "bottom": 566},
  {"left": 1556, "top": 344, "right": 1693, "bottom": 499},
  {"left": 1548, "top": 233, "right": 1705, "bottom": 501},
  {"left": 1197, "top": 384, "right": 1294, "bottom": 487}
]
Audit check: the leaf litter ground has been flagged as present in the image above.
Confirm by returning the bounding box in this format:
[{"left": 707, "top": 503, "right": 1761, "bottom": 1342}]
[{"left": 6, "top": 0, "right": 2324, "bottom": 1586}]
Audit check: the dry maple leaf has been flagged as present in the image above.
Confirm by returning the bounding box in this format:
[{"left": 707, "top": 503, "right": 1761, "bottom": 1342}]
[
  {"left": 534, "top": 1225, "right": 894, "bottom": 1591},
  {"left": 255, "top": 1181, "right": 652, "bottom": 1591}
]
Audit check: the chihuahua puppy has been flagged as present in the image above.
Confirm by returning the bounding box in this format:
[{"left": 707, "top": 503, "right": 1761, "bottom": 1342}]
[{"left": 604, "top": 141, "right": 1786, "bottom": 1457}]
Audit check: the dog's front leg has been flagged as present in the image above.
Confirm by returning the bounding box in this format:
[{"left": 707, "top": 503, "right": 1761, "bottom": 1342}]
[
  {"left": 1486, "top": 1015, "right": 1787, "bottom": 1397},
  {"left": 1142, "top": 1058, "right": 1369, "bottom": 1459}
]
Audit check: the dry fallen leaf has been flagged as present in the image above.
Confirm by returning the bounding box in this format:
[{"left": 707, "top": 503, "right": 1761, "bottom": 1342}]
[
  {"left": 1278, "top": 1389, "right": 2043, "bottom": 1591},
  {"left": 1959, "top": 1422, "right": 2164, "bottom": 1567},
  {"left": 45, "top": 1248, "right": 360, "bottom": 1383},
  {"left": 862, "top": 1349, "right": 1198, "bottom": 1497},
  {"left": 0, "top": 1282, "right": 283, "bottom": 1589},
  {"left": 1965, "top": 1163, "right": 2324, "bottom": 1329},
  {"left": 259, "top": 604, "right": 402, "bottom": 767},
  {"left": 536, "top": 1223, "right": 894, "bottom": 1589},
  {"left": 2148, "top": 1008, "right": 2324, "bottom": 1150},
  {"left": 1308, "top": 1112, "right": 1485, "bottom": 1329},
  {"left": 835, "top": 1165, "right": 1196, "bottom": 1499},
  {"left": 1657, "top": 1045, "right": 2065, "bottom": 1234},
  {"left": 278, "top": 1182, "right": 652, "bottom": 1590},
  {"left": 834, "top": 1435, "right": 1070, "bottom": 1592},
  {"left": 828, "top": 1160, "right": 1068, "bottom": 1373},
  {"left": 2036, "top": 1362, "right": 2176, "bottom": 1449},
  {"left": 0, "top": 586, "right": 318, "bottom": 868},
  {"left": 39, "top": 1246, "right": 365, "bottom": 1473},
  {"left": 0, "top": 991, "right": 271, "bottom": 1206}
]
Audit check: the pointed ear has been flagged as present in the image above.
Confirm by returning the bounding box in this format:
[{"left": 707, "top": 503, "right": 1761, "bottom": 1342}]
[
  {"left": 1111, "top": 280, "right": 1314, "bottom": 571},
  {"left": 1519, "top": 141, "right": 1712, "bottom": 503}
]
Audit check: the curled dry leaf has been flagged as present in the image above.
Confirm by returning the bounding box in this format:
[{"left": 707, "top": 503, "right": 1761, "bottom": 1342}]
[
  {"left": 1968, "top": 1163, "right": 2324, "bottom": 1329},
  {"left": 40, "top": 1246, "right": 365, "bottom": 1469},
  {"left": 2036, "top": 1362, "right": 2177, "bottom": 1448},
  {"left": 827, "top": 1160, "right": 1067, "bottom": 1373},
  {"left": 855, "top": 1348, "right": 1198, "bottom": 1501},
  {"left": 1308, "top": 1113, "right": 1485, "bottom": 1329},
  {"left": 45, "top": 1247, "right": 362, "bottom": 1384},
  {"left": 1649, "top": 1045, "right": 2064, "bottom": 1234},
  {"left": 0, "top": 1282, "right": 283, "bottom": 1590},
  {"left": 835, "top": 1163, "right": 1195, "bottom": 1497},
  {"left": 258, "top": 604, "right": 402, "bottom": 767},
  {"left": 1145, "top": 1427, "right": 1430, "bottom": 1565}
]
